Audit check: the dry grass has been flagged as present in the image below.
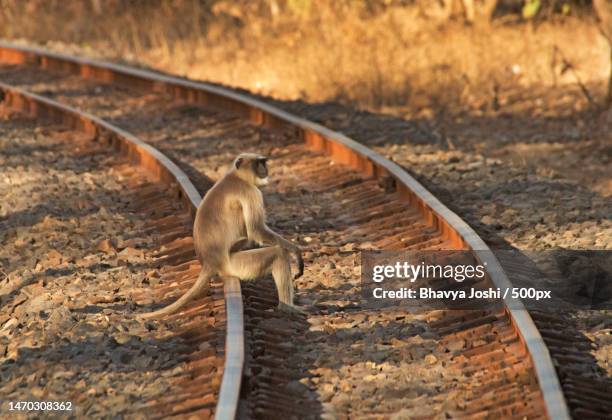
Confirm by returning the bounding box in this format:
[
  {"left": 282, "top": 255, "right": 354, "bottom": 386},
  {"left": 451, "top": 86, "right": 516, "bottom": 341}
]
[{"left": 0, "top": 0, "right": 608, "bottom": 113}]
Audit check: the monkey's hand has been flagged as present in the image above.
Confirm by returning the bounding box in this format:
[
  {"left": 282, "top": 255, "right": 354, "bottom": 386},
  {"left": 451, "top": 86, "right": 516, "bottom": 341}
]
[{"left": 293, "top": 247, "right": 304, "bottom": 279}]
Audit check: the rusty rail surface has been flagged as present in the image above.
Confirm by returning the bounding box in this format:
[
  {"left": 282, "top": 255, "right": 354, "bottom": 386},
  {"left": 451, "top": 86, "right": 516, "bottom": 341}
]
[{"left": 0, "top": 42, "right": 571, "bottom": 419}]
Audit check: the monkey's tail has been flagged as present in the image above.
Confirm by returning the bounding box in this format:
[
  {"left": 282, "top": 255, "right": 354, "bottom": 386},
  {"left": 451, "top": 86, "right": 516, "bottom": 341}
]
[{"left": 139, "top": 267, "right": 212, "bottom": 320}]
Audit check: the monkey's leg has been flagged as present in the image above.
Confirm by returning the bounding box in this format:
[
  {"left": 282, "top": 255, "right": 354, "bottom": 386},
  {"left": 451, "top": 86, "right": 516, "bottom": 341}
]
[{"left": 226, "top": 246, "right": 294, "bottom": 307}]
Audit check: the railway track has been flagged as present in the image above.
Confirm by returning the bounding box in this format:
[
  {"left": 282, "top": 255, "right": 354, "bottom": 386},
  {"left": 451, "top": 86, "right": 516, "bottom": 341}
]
[
  {"left": 0, "top": 42, "right": 603, "bottom": 418},
  {"left": 0, "top": 86, "right": 233, "bottom": 417}
]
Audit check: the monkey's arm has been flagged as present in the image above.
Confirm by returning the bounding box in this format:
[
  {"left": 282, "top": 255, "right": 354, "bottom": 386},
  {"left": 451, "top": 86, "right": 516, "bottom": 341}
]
[
  {"left": 241, "top": 193, "right": 296, "bottom": 249},
  {"left": 256, "top": 225, "right": 304, "bottom": 280},
  {"left": 242, "top": 193, "right": 304, "bottom": 278},
  {"left": 229, "top": 237, "right": 259, "bottom": 253}
]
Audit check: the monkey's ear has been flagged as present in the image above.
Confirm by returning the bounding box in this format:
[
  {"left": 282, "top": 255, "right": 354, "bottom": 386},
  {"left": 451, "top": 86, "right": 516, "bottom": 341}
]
[{"left": 235, "top": 157, "right": 244, "bottom": 169}]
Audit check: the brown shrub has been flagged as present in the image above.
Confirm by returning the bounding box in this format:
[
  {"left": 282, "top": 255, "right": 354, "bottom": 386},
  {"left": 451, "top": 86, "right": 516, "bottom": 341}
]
[{"left": 0, "top": 0, "right": 607, "bottom": 112}]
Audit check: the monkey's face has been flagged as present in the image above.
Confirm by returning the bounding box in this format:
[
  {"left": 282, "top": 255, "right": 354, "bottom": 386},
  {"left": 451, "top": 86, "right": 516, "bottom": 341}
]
[
  {"left": 234, "top": 153, "right": 269, "bottom": 186},
  {"left": 253, "top": 158, "right": 269, "bottom": 186}
]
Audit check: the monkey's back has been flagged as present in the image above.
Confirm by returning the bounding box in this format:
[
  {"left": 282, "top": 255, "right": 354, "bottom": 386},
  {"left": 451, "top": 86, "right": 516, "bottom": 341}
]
[{"left": 193, "top": 173, "right": 249, "bottom": 268}]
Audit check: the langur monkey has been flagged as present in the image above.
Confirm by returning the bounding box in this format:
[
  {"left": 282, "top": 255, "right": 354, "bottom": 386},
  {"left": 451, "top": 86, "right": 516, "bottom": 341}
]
[{"left": 141, "top": 153, "right": 304, "bottom": 319}]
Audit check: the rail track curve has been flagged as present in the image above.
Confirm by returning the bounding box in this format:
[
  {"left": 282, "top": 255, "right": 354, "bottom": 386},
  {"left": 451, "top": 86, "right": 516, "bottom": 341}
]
[{"left": 0, "top": 42, "right": 572, "bottom": 419}]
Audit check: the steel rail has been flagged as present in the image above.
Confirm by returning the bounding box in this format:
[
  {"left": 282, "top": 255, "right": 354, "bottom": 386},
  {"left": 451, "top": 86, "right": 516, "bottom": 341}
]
[
  {"left": 0, "top": 80, "right": 244, "bottom": 419},
  {"left": 0, "top": 42, "right": 571, "bottom": 419}
]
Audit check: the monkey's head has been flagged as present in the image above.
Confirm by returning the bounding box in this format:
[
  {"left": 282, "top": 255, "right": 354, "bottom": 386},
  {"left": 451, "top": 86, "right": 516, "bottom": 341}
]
[{"left": 233, "top": 153, "right": 269, "bottom": 186}]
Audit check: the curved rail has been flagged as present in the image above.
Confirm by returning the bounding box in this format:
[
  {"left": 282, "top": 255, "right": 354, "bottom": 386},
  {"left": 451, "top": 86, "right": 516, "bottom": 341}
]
[
  {"left": 0, "top": 42, "right": 570, "bottom": 419},
  {"left": 0, "top": 80, "right": 244, "bottom": 419}
]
